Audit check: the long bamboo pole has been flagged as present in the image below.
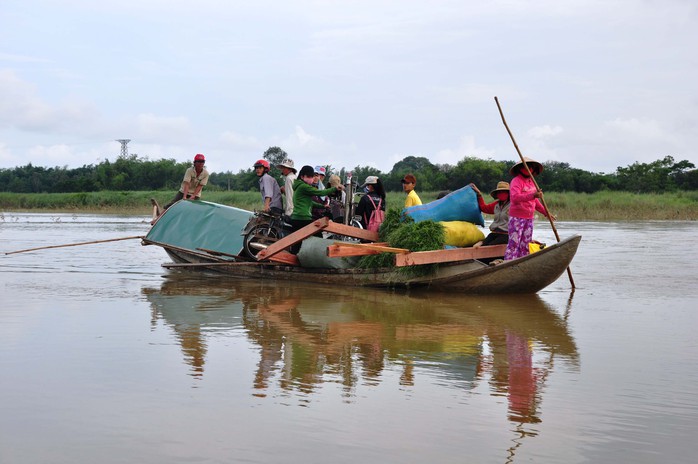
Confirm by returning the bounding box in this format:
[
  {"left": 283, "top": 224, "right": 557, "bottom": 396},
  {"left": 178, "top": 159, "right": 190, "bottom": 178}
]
[
  {"left": 494, "top": 96, "right": 575, "bottom": 289},
  {"left": 4, "top": 235, "right": 144, "bottom": 255}
]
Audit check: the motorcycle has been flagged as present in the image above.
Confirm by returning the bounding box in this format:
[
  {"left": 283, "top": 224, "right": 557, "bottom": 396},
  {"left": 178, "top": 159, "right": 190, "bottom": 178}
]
[{"left": 240, "top": 210, "right": 292, "bottom": 258}]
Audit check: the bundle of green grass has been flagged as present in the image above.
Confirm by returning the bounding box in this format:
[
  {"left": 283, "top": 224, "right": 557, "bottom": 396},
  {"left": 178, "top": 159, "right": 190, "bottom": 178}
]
[{"left": 357, "top": 209, "right": 445, "bottom": 275}]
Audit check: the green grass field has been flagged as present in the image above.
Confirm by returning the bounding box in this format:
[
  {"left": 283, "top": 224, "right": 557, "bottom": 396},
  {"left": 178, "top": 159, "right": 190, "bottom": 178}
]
[{"left": 1, "top": 190, "right": 697, "bottom": 221}]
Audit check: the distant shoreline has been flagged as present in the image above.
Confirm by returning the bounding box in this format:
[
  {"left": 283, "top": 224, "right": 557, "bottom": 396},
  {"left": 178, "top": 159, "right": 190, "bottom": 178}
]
[{"left": 1, "top": 190, "right": 697, "bottom": 221}]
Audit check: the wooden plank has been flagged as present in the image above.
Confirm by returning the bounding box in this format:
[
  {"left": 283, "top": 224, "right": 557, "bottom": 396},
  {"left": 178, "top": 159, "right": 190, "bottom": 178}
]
[
  {"left": 394, "top": 244, "right": 507, "bottom": 267},
  {"left": 327, "top": 242, "right": 409, "bottom": 258},
  {"left": 256, "top": 217, "right": 331, "bottom": 261},
  {"left": 327, "top": 246, "right": 384, "bottom": 257},
  {"left": 162, "top": 261, "right": 263, "bottom": 268},
  {"left": 341, "top": 242, "right": 409, "bottom": 253},
  {"left": 322, "top": 222, "right": 380, "bottom": 242},
  {"left": 265, "top": 251, "right": 300, "bottom": 266},
  {"left": 196, "top": 247, "right": 249, "bottom": 260}
]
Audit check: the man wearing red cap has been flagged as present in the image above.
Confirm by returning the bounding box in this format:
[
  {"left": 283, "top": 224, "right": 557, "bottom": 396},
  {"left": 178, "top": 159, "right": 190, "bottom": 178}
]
[
  {"left": 254, "top": 159, "right": 283, "bottom": 214},
  {"left": 162, "top": 153, "right": 210, "bottom": 211}
]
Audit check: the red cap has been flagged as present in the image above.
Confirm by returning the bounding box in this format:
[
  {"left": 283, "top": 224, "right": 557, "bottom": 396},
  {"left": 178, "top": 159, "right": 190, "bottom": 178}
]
[
  {"left": 194, "top": 154, "right": 205, "bottom": 162},
  {"left": 401, "top": 174, "right": 416, "bottom": 184}
]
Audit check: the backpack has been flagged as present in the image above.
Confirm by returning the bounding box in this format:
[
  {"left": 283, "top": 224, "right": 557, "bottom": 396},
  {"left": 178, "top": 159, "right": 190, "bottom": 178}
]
[{"left": 366, "top": 195, "right": 384, "bottom": 232}]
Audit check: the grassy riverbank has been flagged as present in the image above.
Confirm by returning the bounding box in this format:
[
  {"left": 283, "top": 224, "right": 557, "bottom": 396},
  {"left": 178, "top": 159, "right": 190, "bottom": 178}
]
[{"left": 1, "top": 190, "right": 697, "bottom": 220}]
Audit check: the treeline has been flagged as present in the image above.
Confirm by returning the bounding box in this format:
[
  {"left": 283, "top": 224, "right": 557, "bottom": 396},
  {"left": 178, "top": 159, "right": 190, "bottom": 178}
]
[{"left": 1, "top": 149, "right": 696, "bottom": 194}]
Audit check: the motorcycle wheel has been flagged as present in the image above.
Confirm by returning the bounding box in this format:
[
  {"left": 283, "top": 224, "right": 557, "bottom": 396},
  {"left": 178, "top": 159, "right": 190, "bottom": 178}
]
[{"left": 243, "top": 225, "right": 280, "bottom": 258}]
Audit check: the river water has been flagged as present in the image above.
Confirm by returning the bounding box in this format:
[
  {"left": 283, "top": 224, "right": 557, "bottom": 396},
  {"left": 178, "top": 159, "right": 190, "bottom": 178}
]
[{"left": 1, "top": 213, "right": 696, "bottom": 464}]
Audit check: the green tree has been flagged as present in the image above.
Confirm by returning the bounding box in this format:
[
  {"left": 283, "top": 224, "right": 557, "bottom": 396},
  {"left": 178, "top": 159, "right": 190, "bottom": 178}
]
[
  {"left": 616, "top": 156, "right": 695, "bottom": 193},
  {"left": 351, "top": 165, "right": 383, "bottom": 188},
  {"left": 388, "top": 156, "right": 439, "bottom": 191},
  {"left": 449, "top": 157, "right": 509, "bottom": 192},
  {"left": 674, "top": 168, "right": 698, "bottom": 190},
  {"left": 262, "top": 146, "right": 288, "bottom": 178}
]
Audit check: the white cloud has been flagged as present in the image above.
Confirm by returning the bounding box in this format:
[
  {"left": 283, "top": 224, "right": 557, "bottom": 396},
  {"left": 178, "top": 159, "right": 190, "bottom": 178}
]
[
  {"left": 134, "top": 113, "right": 192, "bottom": 141},
  {"left": 604, "top": 118, "right": 664, "bottom": 140},
  {"left": 432, "top": 135, "right": 496, "bottom": 166},
  {"left": 0, "top": 53, "right": 51, "bottom": 63},
  {"left": 275, "top": 126, "right": 334, "bottom": 164},
  {"left": 0, "top": 69, "right": 98, "bottom": 132},
  {"left": 219, "top": 131, "right": 260, "bottom": 149},
  {"left": 528, "top": 125, "right": 563, "bottom": 139},
  {"left": 293, "top": 126, "right": 320, "bottom": 146}
]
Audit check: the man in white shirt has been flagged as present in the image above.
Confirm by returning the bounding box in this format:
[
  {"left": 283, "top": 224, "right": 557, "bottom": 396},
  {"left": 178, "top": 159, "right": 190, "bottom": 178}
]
[{"left": 277, "top": 159, "right": 297, "bottom": 216}]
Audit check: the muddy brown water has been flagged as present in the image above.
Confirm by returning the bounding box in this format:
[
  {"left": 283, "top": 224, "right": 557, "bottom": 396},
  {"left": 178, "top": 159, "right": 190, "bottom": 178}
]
[{"left": 1, "top": 213, "right": 697, "bottom": 463}]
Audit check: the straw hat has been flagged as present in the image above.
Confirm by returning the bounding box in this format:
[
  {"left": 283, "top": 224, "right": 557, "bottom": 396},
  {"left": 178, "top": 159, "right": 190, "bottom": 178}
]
[
  {"left": 328, "top": 174, "right": 342, "bottom": 188},
  {"left": 489, "top": 181, "right": 510, "bottom": 199},
  {"left": 509, "top": 157, "right": 543, "bottom": 176},
  {"left": 277, "top": 159, "right": 296, "bottom": 173}
]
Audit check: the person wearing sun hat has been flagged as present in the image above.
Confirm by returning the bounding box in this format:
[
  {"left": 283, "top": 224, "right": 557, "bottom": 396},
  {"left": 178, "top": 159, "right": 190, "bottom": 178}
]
[
  {"left": 277, "top": 159, "right": 297, "bottom": 216},
  {"left": 355, "top": 175, "right": 386, "bottom": 230},
  {"left": 314, "top": 166, "right": 327, "bottom": 188},
  {"left": 504, "top": 157, "right": 555, "bottom": 260},
  {"left": 470, "top": 181, "right": 511, "bottom": 248},
  {"left": 401, "top": 173, "right": 422, "bottom": 208}
]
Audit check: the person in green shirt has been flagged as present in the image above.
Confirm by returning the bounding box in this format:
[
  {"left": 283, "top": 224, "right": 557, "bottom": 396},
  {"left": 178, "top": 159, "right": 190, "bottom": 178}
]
[{"left": 290, "top": 165, "right": 343, "bottom": 232}]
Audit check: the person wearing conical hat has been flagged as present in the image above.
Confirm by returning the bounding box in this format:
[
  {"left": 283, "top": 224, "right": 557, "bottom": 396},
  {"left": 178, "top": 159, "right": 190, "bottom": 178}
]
[
  {"left": 470, "top": 181, "right": 511, "bottom": 248},
  {"left": 504, "top": 157, "right": 555, "bottom": 261}
]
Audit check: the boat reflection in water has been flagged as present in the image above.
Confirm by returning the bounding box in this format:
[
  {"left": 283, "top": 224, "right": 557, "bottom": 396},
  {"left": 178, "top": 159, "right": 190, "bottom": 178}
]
[{"left": 142, "top": 274, "right": 578, "bottom": 426}]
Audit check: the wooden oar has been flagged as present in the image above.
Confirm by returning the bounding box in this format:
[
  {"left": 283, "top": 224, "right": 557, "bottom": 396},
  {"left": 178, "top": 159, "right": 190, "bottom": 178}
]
[
  {"left": 494, "top": 96, "right": 576, "bottom": 289},
  {"left": 4, "top": 235, "right": 145, "bottom": 255}
]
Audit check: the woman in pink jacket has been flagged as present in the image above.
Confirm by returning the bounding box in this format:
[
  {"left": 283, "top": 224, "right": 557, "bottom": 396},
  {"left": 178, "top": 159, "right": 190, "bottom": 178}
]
[{"left": 504, "top": 157, "right": 555, "bottom": 261}]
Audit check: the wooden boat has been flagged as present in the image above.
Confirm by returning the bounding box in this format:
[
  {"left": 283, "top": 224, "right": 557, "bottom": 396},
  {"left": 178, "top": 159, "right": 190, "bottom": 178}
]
[{"left": 143, "top": 200, "right": 581, "bottom": 294}]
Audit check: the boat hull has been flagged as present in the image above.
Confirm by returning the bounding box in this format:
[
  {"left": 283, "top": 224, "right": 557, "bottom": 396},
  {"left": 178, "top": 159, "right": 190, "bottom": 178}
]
[{"left": 144, "top": 235, "right": 581, "bottom": 294}]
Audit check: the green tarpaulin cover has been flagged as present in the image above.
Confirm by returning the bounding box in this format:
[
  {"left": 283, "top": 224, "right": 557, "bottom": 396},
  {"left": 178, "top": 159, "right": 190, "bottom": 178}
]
[{"left": 145, "top": 200, "right": 253, "bottom": 255}]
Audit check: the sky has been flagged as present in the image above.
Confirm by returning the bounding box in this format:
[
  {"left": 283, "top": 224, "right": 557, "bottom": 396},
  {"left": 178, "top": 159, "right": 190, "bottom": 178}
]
[{"left": 1, "top": 0, "right": 697, "bottom": 176}]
